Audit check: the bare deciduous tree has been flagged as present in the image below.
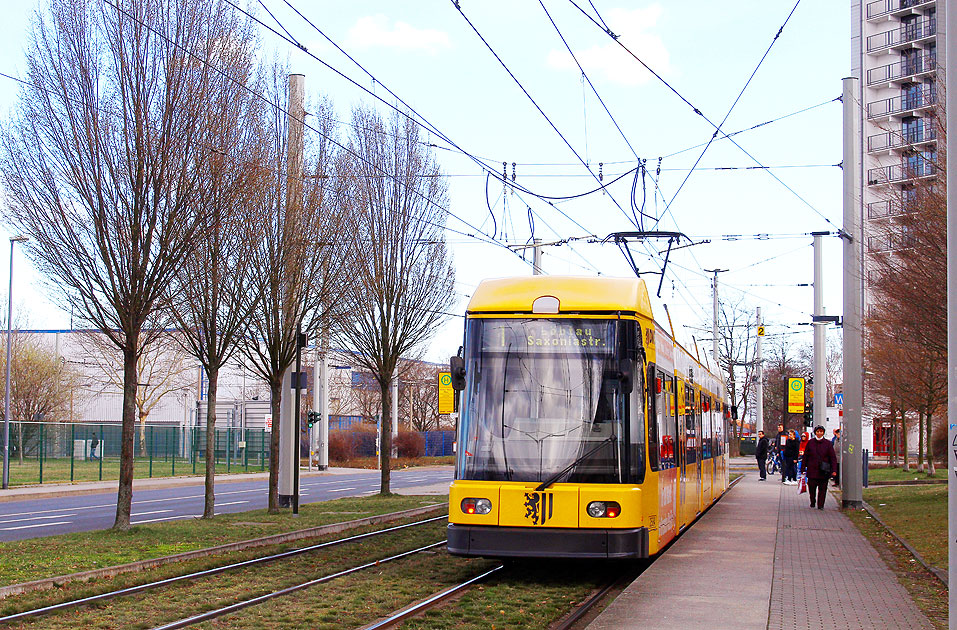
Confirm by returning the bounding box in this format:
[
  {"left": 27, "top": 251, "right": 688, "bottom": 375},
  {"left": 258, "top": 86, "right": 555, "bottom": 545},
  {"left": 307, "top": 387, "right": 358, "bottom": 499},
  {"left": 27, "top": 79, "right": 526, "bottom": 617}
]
[
  {"left": 242, "top": 78, "right": 349, "bottom": 513},
  {"left": 167, "top": 24, "right": 266, "bottom": 519},
  {"left": 1, "top": 0, "right": 245, "bottom": 528},
  {"left": 336, "top": 107, "right": 455, "bottom": 495}
]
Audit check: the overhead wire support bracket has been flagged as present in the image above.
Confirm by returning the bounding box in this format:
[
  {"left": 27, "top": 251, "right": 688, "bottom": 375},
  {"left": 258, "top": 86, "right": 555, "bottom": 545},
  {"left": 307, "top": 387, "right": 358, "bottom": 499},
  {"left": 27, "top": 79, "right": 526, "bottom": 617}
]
[{"left": 602, "top": 231, "right": 692, "bottom": 297}]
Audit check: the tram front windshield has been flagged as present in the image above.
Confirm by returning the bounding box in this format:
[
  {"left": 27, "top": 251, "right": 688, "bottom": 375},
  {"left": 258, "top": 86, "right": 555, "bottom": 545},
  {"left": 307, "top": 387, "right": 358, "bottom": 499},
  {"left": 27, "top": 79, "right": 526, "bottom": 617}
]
[{"left": 456, "top": 318, "right": 624, "bottom": 483}]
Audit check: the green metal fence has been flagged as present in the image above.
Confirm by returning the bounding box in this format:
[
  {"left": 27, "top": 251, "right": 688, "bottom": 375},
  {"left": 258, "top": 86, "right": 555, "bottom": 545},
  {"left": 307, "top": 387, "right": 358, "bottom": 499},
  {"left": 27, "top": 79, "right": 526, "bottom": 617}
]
[{"left": 2, "top": 422, "right": 271, "bottom": 486}]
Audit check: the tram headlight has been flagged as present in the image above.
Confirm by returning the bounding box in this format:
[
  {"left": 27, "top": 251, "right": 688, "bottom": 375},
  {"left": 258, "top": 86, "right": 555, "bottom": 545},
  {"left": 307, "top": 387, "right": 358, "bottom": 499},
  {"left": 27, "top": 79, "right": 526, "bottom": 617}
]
[
  {"left": 461, "top": 498, "right": 492, "bottom": 515},
  {"left": 587, "top": 501, "right": 621, "bottom": 518}
]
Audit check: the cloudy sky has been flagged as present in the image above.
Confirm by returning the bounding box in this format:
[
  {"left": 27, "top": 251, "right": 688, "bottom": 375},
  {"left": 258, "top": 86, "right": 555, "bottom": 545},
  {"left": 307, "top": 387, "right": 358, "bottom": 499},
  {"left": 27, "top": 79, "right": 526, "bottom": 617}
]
[{"left": 0, "top": 1, "right": 849, "bottom": 362}]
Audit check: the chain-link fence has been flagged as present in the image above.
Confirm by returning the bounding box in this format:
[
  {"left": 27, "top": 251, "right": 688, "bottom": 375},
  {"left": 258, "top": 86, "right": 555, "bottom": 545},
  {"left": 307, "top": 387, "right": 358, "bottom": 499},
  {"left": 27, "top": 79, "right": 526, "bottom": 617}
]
[{"left": 2, "top": 422, "right": 271, "bottom": 486}]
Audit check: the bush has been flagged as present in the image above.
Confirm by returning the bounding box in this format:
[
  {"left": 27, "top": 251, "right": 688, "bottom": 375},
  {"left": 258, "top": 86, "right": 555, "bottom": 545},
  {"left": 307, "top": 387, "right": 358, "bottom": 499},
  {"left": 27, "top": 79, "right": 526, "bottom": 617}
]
[
  {"left": 329, "top": 430, "right": 356, "bottom": 462},
  {"left": 394, "top": 431, "right": 424, "bottom": 458}
]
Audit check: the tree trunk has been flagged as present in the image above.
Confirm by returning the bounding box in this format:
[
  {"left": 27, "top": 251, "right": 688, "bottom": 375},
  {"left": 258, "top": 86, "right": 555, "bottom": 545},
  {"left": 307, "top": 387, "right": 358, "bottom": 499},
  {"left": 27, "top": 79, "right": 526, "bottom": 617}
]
[
  {"left": 203, "top": 367, "right": 219, "bottom": 519},
  {"left": 890, "top": 408, "right": 899, "bottom": 467},
  {"left": 114, "top": 345, "right": 138, "bottom": 530},
  {"left": 138, "top": 410, "right": 148, "bottom": 455},
  {"left": 901, "top": 406, "right": 910, "bottom": 471},
  {"left": 925, "top": 410, "right": 935, "bottom": 475},
  {"left": 917, "top": 409, "right": 925, "bottom": 473},
  {"left": 379, "top": 379, "right": 391, "bottom": 495},
  {"left": 268, "top": 377, "right": 281, "bottom": 513}
]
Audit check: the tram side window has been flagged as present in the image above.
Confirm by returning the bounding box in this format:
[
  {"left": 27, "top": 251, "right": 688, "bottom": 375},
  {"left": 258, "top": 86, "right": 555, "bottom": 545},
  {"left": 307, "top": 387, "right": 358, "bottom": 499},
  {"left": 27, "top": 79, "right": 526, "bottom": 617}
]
[
  {"left": 646, "top": 365, "right": 660, "bottom": 472},
  {"left": 684, "top": 383, "right": 697, "bottom": 465},
  {"left": 655, "top": 369, "right": 676, "bottom": 469},
  {"left": 702, "top": 395, "right": 712, "bottom": 459}
]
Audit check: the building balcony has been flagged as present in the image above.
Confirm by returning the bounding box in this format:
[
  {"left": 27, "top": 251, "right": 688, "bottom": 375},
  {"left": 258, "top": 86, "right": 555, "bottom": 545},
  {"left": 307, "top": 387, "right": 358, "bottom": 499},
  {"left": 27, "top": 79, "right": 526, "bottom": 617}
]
[
  {"left": 867, "top": 161, "right": 936, "bottom": 185},
  {"left": 867, "top": 88, "right": 937, "bottom": 120},
  {"left": 867, "top": 123, "right": 937, "bottom": 153},
  {"left": 866, "top": 0, "right": 935, "bottom": 21},
  {"left": 866, "top": 17, "right": 937, "bottom": 53},
  {"left": 866, "top": 53, "right": 936, "bottom": 87},
  {"left": 868, "top": 233, "right": 914, "bottom": 252},
  {"left": 867, "top": 199, "right": 911, "bottom": 219}
]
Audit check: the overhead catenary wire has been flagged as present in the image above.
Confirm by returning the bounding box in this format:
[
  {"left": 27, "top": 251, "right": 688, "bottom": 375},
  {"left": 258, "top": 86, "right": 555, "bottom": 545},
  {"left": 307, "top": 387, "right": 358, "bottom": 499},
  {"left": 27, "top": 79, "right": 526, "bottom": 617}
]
[
  {"left": 450, "top": 0, "right": 642, "bottom": 230},
  {"left": 99, "top": 0, "right": 534, "bottom": 271},
  {"left": 567, "top": 0, "right": 839, "bottom": 233}
]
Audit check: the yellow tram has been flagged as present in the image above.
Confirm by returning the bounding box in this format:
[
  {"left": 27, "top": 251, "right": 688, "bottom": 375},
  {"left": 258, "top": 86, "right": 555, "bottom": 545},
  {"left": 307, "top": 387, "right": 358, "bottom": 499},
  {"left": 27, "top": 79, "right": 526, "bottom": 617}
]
[{"left": 446, "top": 276, "right": 729, "bottom": 559}]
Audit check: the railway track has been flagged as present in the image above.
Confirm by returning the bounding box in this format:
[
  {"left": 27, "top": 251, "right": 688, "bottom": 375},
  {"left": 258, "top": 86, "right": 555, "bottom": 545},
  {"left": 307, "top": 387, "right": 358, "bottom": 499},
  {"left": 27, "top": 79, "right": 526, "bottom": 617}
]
[
  {"left": 151, "top": 541, "right": 450, "bottom": 629},
  {"left": 0, "top": 515, "right": 447, "bottom": 625}
]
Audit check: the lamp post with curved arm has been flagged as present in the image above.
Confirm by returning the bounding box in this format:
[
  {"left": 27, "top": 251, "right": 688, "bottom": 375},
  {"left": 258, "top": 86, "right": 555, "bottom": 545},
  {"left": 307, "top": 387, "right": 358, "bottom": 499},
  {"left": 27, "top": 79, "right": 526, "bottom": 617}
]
[{"left": 2, "top": 235, "right": 28, "bottom": 489}]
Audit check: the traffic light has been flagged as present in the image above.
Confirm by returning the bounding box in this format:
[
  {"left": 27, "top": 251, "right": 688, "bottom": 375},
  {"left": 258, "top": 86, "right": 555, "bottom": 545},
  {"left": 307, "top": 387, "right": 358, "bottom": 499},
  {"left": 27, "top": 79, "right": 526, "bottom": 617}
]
[
  {"left": 803, "top": 402, "right": 813, "bottom": 427},
  {"left": 307, "top": 411, "right": 319, "bottom": 428}
]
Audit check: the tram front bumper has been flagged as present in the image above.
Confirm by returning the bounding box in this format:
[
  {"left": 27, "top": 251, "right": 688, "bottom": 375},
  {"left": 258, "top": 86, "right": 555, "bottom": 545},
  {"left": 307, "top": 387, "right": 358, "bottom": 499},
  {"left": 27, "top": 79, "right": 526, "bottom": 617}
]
[{"left": 446, "top": 523, "right": 649, "bottom": 559}]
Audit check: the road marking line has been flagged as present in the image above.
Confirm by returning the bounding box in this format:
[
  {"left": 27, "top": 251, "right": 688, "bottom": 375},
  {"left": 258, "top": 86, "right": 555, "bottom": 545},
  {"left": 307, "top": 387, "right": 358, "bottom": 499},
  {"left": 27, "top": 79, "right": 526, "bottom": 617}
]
[
  {"left": 214, "top": 501, "right": 249, "bottom": 507},
  {"left": 130, "top": 510, "right": 174, "bottom": 517},
  {"left": 1, "top": 504, "right": 114, "bottom": 518},
  {"left": 0, "top": 521, "right": 72, "bottom": 530},
  {"left": 328, "top": 487, "right": 356, "bottom": 492},
  {"left": 0, "top": 513, "right": 77, "bottom": 524}
]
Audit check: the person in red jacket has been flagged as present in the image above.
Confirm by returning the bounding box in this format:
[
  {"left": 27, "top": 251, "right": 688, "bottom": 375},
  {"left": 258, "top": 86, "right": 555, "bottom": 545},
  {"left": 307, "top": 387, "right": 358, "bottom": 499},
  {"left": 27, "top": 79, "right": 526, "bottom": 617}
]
[{"left": 801, "top": 425, "right": 838, "bottom": 509}]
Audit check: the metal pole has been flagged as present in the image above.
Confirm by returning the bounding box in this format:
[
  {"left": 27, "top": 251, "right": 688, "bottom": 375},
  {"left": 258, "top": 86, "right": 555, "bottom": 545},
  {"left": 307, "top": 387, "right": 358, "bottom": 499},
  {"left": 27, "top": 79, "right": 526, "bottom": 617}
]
[
  {"left": 812, "top": 232, "right": 827, "bottom": 429},
  {"left": 755, "top": 307, "right": 763, "bottom": 432},
  {"left": 945, "top": 0, "right": 956, "bottom": 617},
  {"left": 841, "top": 76, "right": 863, "bottom": 509},
  {"left": 293, "top": 326, "right": 302, "bottom": 515},
  {"left": 2, "top": 236, "right": 26, "bottom": 489},
  {"left": 703, "top": 269, "right": 727, "bottom": 370},
  {"left": 318, "top": 346, "right": 329, "bottom": 470},
  {"left": 532, "top": 238, "right": 542, "bottom": 275}
]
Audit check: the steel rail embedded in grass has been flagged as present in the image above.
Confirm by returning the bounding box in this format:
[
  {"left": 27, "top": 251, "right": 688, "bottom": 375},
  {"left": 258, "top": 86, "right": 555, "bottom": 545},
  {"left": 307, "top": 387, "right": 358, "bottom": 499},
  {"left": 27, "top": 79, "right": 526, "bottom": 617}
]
[
  {"left": 0, "top": 515, "right": 447, "bottom": 624},
  {"left": 362, "top": 565, "right": 505, "bottom": 630},
  {"left": 151, "top": 541, "right": 448, "bottom": 630}
]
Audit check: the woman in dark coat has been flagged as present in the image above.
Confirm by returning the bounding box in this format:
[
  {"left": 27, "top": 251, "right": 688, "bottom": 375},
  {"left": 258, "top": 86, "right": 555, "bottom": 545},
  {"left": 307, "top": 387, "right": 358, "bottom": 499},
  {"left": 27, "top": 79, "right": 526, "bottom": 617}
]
[
  {"left": 801, "top": 425, "right": 838, "bottom": 509},
  {"left": 782, "top": 430, "right": 799, "bottom": 484}
]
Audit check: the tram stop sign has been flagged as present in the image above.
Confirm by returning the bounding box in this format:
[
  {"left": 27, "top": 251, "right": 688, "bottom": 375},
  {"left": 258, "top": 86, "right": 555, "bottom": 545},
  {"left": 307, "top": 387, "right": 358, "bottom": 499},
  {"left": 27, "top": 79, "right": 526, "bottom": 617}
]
[
  {"left": 438, "top": 371, "right": 455, "bottom": 414},
  {"left": 787, "top": 378, "right": 805, "bottom": 414}
]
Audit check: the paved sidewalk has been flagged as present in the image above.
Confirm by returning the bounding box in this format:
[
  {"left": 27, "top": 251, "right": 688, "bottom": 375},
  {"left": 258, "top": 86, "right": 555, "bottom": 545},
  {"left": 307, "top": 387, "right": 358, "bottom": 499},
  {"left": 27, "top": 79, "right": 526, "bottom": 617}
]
[{"left": 588, "top": 474, "right": 934, "bottom": 630}]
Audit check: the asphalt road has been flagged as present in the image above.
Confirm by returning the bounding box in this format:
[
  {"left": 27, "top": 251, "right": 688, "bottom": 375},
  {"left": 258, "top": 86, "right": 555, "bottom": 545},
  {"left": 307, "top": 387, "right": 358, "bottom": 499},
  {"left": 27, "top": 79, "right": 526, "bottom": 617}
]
[{"left": 0, "top": 467, "right": 453, "bottom": 542}]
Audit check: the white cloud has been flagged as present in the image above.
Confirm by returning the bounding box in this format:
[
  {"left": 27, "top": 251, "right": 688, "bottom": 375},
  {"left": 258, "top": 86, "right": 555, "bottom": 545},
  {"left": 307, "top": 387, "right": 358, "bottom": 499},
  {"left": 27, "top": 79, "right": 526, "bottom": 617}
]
[
  {"left": 546, "top": 5, "right": 671, "bottom": 86},
  {"left": 346, "top": 14, "right": 451, "bottom": 56}
]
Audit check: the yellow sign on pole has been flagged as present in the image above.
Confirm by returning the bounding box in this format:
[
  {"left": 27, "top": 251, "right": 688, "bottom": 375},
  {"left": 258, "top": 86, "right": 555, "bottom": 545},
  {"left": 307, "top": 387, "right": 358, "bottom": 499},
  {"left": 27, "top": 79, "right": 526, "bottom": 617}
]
[
  {"left": 757, "top": 325, "right": 765, "bottom": 336},
  {"left": 438, "top": 371, "right": 454, "bottom": 414},
  {"left": 787, "top": 377, "right": 805, "bottom": 414}
]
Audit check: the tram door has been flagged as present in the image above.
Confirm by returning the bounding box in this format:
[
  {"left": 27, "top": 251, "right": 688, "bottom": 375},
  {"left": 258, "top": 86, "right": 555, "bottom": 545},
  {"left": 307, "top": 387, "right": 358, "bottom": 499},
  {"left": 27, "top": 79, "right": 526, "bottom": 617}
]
[
  {"left": 693, "top": 388, "right": 702, "bottom": 513},
  {"left": 676, "top": 378, "right": 686, "bottom": 514}
]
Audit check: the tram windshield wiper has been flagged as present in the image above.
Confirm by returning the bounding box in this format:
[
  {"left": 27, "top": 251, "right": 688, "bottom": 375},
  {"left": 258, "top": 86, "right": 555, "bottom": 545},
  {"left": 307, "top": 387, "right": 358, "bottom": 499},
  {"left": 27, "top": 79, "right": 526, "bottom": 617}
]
[{"left": 534, "top": 435, "right": 617, "bottom": 492}]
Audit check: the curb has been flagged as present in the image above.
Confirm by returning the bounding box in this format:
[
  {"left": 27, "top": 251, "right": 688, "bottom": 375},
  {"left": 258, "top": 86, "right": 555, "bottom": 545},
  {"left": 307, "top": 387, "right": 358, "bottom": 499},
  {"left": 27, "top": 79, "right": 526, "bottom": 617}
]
[
  {"left": 861, "top": 501, "right": 947, "bottom": 588},
  {"left": 868, "top": 479, "right": 945, "bottom": 486},
  {"left": 0, "top": 503, "right": 448, "bottom": 600}
]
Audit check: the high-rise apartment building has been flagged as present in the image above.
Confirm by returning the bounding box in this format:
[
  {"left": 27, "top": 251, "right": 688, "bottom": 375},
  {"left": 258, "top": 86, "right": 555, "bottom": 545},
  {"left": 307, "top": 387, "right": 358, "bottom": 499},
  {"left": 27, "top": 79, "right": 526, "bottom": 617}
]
[
  {"left": 851, "top": 0, "right": 944, "bottom": 454},
  {"left": 853, "top": 0, "right": 943, "bottom": 252}
]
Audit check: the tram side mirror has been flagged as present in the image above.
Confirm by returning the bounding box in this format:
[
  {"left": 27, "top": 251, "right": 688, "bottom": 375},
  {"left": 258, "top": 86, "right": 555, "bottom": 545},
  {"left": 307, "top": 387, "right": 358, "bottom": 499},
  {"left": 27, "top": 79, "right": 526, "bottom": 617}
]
[
  {"left": 618, "top": 358, "right": 634, "bottom": 394},
  {"left": 450, "top": 355, "right": 466, "bottom": 391}
]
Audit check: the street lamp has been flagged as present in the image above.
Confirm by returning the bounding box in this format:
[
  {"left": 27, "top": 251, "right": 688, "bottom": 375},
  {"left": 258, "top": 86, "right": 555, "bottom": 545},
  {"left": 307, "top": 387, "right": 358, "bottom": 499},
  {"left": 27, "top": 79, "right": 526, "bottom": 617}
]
[{"left": 3, "top": 235, "right": 28, "bottom": 489}]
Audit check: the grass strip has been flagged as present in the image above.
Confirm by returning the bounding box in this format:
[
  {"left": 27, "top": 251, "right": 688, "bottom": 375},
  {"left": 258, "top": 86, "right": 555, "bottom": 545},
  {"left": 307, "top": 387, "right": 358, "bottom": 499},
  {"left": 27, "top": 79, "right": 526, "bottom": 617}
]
[
  {"left": 0, "top": 495, "right": 445, "bottom": 587},
  {"left": 867, "top": 466, "right": 945, "bottom": 483},
  {"left": 4, "top": 521, "right": 452, "bottom": 629},
  {"left": 861, "top": 485, "right": 946, "bottom": 567}
]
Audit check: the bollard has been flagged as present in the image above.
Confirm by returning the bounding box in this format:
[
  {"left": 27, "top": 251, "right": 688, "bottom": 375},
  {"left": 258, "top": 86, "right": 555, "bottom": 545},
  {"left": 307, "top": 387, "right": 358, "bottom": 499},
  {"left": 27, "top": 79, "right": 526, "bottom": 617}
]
[{"left": 862, "top": 449, "right": 869, "bottom": 488}]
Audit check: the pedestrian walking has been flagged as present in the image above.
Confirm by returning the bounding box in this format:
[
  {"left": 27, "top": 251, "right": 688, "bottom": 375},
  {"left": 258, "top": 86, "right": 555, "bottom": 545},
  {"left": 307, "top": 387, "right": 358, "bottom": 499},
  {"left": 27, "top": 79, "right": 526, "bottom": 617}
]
[
  {"left": 831, "top": 428, "right": 842, "bottom": 486},
  {"left": 783, "top": 429, "right": 799, "bottom": 484},
  {"left": 801, "top": 425, "right": 838, "bottom": 509},
  {"left": 755, "top": 430, "right": 769, "bottom": 481},
  {"left": 90, "top": 432, "right": 100, "bottom": 461},
  {"left": 774, "top": 424, "right": 787, "bottom": 483}
]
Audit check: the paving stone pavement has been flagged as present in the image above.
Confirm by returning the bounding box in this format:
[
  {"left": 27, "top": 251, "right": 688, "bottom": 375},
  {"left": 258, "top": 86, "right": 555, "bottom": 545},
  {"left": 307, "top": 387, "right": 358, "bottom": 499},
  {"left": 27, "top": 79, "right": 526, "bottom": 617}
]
[
  {"left": 588, "top": 473, "right": 936, "bottom": 630},
  {"left": 768, "top": 479, "right": 933, "bottom": 630}
]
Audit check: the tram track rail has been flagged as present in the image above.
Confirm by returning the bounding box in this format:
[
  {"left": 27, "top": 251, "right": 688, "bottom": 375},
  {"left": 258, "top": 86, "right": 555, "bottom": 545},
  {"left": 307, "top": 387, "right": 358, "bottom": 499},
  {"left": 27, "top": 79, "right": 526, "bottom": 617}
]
[
  {"left": 0, "top": 515, "right": 447, "bottom": 625},
  {"left": 151, "top": 541, "right": 450, "bottom": 630}
]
